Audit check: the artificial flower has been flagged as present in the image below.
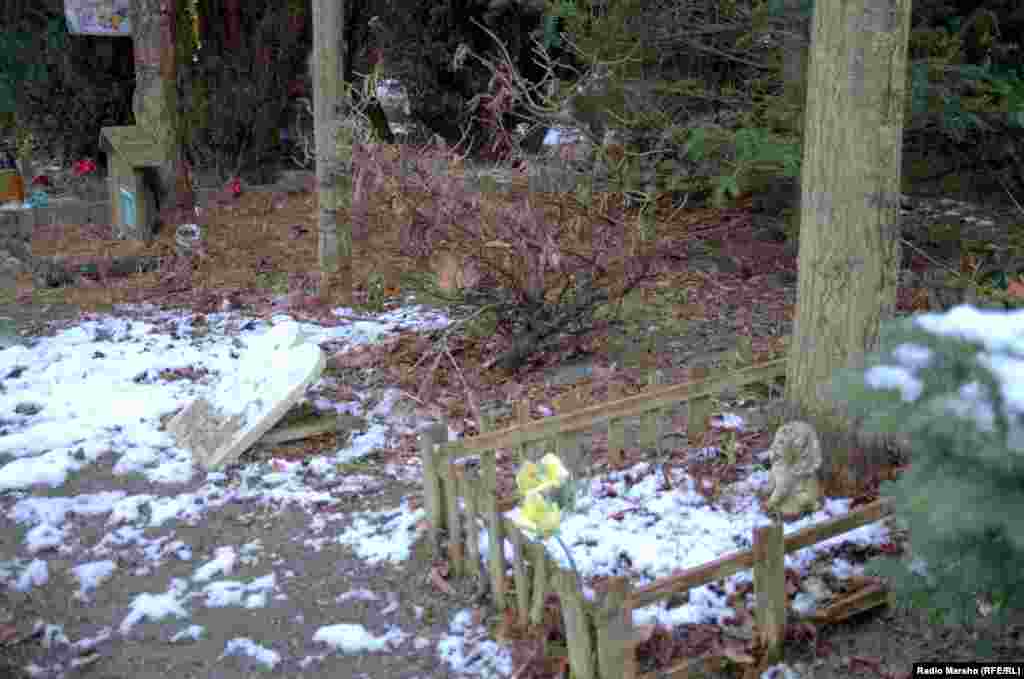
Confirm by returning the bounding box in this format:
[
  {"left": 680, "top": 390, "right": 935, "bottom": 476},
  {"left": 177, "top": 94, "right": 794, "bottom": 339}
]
[
  {"left": 73, "top": 159, "right": 97, "bottom": 176},
  {"left": 512, "top": 491, "right": 562, "bottom": 538},
  {"left": 515, "top": 453, "right": 570, "bottom": 497}
]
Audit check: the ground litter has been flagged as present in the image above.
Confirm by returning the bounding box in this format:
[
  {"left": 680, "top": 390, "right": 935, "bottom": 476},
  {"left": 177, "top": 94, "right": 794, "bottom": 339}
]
[{"left": 3, "top": 301, "right": 1019, "bottom": 677}]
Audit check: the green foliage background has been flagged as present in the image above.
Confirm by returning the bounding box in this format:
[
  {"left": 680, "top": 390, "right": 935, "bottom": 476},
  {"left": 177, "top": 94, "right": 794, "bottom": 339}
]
[{"left": 526, "top": 0, "right": 1024, "bottom": 207}]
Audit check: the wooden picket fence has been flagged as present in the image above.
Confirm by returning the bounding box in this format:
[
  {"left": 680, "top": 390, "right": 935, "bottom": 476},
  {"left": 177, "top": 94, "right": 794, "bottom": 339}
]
[{"left": 417, "top": 340, "right": 893, "bottom": 678}]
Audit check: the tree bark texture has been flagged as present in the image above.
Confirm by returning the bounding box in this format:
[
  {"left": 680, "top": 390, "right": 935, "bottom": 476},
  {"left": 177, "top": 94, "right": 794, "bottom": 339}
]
[
  {"left": 313, "top": 0, "right": 353, "bottom": 305},
  {"left": 785, "top": 0, "right": 910, "bottom": 419}
]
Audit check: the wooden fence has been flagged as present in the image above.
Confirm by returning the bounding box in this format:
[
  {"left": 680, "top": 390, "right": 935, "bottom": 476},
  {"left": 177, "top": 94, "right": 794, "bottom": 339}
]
[{"left": 417, "top": 342, "right": 893, "bottom": 678}]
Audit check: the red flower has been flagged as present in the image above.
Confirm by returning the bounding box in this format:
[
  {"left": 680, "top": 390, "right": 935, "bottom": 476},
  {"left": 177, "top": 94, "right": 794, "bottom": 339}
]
[
  {"left": 73, "top": 159, "right": 97, "bottom": 177},
  {"left": 228, "top": 177, "right": 242, "bottom": 197},
  {"left": 31, "top": 175, "right": 51, "bottom": 187},
  {"left": 366, "top": 47, "right": 382, "bottom": 68}
]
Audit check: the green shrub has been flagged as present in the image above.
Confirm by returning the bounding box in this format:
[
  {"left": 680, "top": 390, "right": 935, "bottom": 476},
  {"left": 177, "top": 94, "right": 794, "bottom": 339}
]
[{"left": 828, "top": 307, "right": 1024, "bottom": 653}]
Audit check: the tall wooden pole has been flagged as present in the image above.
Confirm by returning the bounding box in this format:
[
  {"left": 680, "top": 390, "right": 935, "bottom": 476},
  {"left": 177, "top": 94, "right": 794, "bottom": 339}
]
[{"left": 312, "top": 0, "right": 353, "bottom": 306}]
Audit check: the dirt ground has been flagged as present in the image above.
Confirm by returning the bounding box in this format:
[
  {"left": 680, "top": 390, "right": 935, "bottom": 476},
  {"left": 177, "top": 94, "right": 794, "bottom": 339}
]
[
  {"left": 0, "top": 468, "right": 488, "bottom": 679},
  {"left": 2, "top": 153, "right": 1024, "bottom": 678}
]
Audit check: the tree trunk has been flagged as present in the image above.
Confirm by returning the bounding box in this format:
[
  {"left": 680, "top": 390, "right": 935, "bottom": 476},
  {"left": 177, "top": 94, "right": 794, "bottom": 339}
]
[
  {"left": 785, "top": 0, "right": 910, "bottom": 425},
  {"left": 313, "top": 0, "right": 353, "bottom": 305}
]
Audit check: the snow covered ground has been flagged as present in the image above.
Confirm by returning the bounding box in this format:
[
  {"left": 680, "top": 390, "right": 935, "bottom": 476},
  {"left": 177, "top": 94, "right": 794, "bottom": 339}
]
[{"left": 6, "top": 299, "right": 996, "bottom": 678}]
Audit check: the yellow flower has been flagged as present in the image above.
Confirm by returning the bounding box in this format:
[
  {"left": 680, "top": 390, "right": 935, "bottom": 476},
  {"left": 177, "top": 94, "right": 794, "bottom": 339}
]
[
  {"left": 512, "top": 492, "right": 561, "bottom": 537},
  {"left": 539, "top": 453, "right": 570, "bottom": 484},
  {"left": 515, "top": 461, "right": 543, "bottom": 496},
  {"left": 516, "top": 454, "right": 570, "bottom": 497}
]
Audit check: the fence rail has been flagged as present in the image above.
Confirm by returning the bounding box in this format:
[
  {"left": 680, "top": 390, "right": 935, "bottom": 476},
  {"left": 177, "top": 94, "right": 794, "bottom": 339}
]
[{"left": 418, "top": 339, "right": 893, "bottom": 678}]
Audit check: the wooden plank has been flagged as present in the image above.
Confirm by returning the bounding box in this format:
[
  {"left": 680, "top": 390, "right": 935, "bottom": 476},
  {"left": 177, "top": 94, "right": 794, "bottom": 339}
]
[
  {"left": 511, "top": 529, "right": 531, "bottom": 626},
  {"left": 607, "top": 383, "right": 626, "bottom": 468},
  {"left": 484, "top": 449, "right": 507, "bottom": 611},
  {"left": 638, "top": 371, "right": 664, "bottom": 451},
  {"left": 447, "top": 460, "right": 465, "bottom": 578},
  {"left": 516, "top": 399, "right": 530, "bottom": 462},
  {"left": 631, "top": 540, "right": 758, "bottom": 609},
  {"left": 754, "top": 523, "right": 785, "bottom": 665},
  {"left": 555, "top": 428, "right": 585, "bottom": 488},
  {"left": 631, "top": 499, "right": 893, "bottom": 609},
  {"left": 780, "top": 498, "right": 893, "bottom": 555},
  {"left": 687, "top": 395, "right": 714, "bottom": 446},
  {"left": 808, "top": 583, "right": 891, "bottom": 624},
  {"left": 687, "top": 366, "right": 714, "bottom": 445},
  {"left": 435, "top": 359, "right": 788, "bottom": 459},
  {"left": 463, "top": 464, "right": 482, "bottom": 584},
  {"left": 467, "top": 411, "right": 492, "bottom": 588},
  {"left": 734, "top": 334, "right": 754, "bottom": 368},
  {"left": 595, "top": 577, "right": 633, "bottom": 679},
  {"left": 419, "top": 424, "right": 448, "bottom": 557},
  {"left": 529, "top": 542, "right": 550, "bottom": 627},
  {"left": 555, "top": 387, "right": 584, "bottom": 415},
  {"left": 555, "top": 568, "right": 597, "bottom": 679}
]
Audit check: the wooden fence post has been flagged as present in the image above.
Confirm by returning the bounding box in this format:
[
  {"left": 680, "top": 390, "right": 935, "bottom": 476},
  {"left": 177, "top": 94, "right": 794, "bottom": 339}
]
[
  {"left": 555, "top": 388, "right": 586, "bottom": 479},
  {"left": 607, "top": 383, "right": 626, "bottom": 467},
  {"left": 687, "top": 366, "right": 714, "bottom": 445},
  {"left": 734, "top": 335, "right": 754, "bottom": 368},
  {"left": 554, "top": 567, "right": 597, "bottom": 679},
  {"left": 511, "top": 528, "right": 531, "bottom": 626},
  {"left": 419, "top": 421, "right": 449, "bottom": 558},
  {"left": 754, "top": 522, "right": 786, "bottom": 665},
  {"left": 446, "top": 454, "right": 465, "bottom": 578},
  {"left": 483, "top": 448, "right": 507, "bottom": 611},
  {"left": 639, "top": 370, "right": 665, "bottom": 451},
  {"left": 462, "top": 465, "right": 483, "bottom": 585},
  {"left": 596, "top": 576, "right": 634, "bottom": 679},
  {"left": 529, "top": 541, "right": 550, "bottom": 628},
  {"left": 515, "top": 400, "right": 530, "bottom": 462}
]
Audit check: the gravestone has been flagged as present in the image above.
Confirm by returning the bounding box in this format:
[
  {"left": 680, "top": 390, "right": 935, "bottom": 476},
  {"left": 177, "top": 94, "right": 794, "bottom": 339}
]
[{"left": 167, "top": 321, "right": 326, "bottom": 470}]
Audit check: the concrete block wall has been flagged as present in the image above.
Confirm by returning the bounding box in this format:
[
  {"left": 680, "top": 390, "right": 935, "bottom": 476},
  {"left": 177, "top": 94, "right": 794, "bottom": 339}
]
[{"left": 0, "top": 199, "right": 110, "bottom": 285}]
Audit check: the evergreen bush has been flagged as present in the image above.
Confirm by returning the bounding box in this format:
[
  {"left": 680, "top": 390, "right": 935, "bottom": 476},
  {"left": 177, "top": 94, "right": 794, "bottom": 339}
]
[{"left": 828, "top": 306, "right": 1024, "bottom": 653}]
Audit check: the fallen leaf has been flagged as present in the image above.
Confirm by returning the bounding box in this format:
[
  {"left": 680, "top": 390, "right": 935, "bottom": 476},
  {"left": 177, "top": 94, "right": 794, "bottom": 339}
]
[
  {"left": 430, "top": 566, "right": 456, "bottom": 595},
  {"left": 268, "top": 192, "right": 287, "bottom": 213},
  {"left": 849, "top": 655, "right": 885, "bottom": 674},
  {"left": 718, "top": 638, "right": 755, "bottom": 664},
  {"left": 0, "top": 623, "right": 17, "bottom": 644},
  {"left": 633, "top": 623, "right": 656, "bottom": 645}
]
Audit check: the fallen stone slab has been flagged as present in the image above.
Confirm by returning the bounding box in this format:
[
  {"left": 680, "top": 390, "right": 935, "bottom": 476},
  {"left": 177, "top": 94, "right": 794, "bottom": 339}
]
[
  {"left": 167, "top": 321, "right": 326, "bottom": 470},
  {"left": 253, "top": 411, "right": 368, "bottom": 449}
]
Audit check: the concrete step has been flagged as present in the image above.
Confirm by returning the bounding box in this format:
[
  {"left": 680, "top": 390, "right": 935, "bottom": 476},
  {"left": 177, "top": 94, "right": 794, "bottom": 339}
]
[{"left": 0, "top": 198, "right": 110, "bottom": 232}]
